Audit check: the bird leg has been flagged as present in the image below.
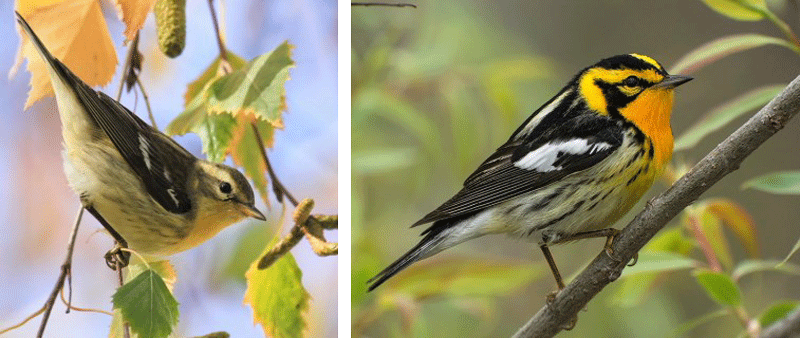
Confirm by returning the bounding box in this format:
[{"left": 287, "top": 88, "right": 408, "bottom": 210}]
[
  {"left": 85, "top": 206, "right": 130, "bottom": 270},
  {"left": 551, "top": 228, "right": 637, "bottom": 266},
  {"left": 539, "top": 244, "right": 578, "bottom": 330}
]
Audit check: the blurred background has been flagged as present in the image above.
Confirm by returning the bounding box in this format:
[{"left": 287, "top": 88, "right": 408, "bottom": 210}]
[
  {"left": 352, "top": 1, "right": 800, "bottom": 337},
  {"left": 1, "top": 0, "right": 337, "bottom": 337}
]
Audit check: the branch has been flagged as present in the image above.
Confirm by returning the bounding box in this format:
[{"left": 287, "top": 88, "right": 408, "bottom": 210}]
[
  {"left": 513, "top": 75, "right": 800, "bottom": 338},
  {"left": 35, "top": 208, "right": 82, "bottom": 338},
  {"left": 760, "top": 308, "right": 800, "bottom": 338}
]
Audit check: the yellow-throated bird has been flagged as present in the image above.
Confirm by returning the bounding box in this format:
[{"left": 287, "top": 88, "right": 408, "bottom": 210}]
[
  {"left": 368, "top": 54, "right": 691, "bottom": 291},
  {"left": 16, "top": 12, "right": 266, "bottom": 268}
]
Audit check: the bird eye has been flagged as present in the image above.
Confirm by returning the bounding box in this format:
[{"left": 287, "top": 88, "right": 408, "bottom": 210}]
[
  {"left": 623, "top": 76, "right": 640, "bottom": 87},
  {"left": 219, "top": 182, "right": 232, "bottom": 194}
]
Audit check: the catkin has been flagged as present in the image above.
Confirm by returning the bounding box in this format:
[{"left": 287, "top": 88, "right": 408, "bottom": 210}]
[{"left": 154, "top": 0, "right": 186, "bottom": 58}]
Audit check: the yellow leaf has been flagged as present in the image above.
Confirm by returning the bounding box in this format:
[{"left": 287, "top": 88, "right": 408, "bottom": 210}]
[
  {"left": 15, "top": 0, "right": 117, "bottom": 109},
  {"left": 705, "top": 198, "right": 760, "bottom": 258},
  {"left": 114, "top": 0, "right": 158, "bottom": 42}
]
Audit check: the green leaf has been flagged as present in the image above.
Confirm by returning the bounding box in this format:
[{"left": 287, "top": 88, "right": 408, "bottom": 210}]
[
  {"left": 620, "top": 252, "right": 698, "bottom": 277},
  {"left": 206, "top": 42, "right": 294, "bottom": 123},
  {"left": 668, "top": 309, "right": 729, "bottom": 338},
  {"left": 782, "top": 236, "right": 800, "bottom": 265},
  {"left": 380, "top": 256, "right": 544, "bottom": 299},
  {"left": 759, "top": 301, "right": 799, "bottom": 327},
  {"left": 112, "top": 269, "right": 179, "bottom": 338},
  {"left": 693, "top": 270, "right": 742, "bottom": 307},
  {"left": 244, "top": 240, "right": 310, "bottom": 338},
  {"left": 670, "top": 35, "right": 794, "bottom": 75},
  {"left": 675, "top": 85, "right": 784, "bottom": 150},
  {"left": 645, "top": 226, "right": 696, "bottom": 255},
  {"left": 699, "top": 0, "right": 767, "bottom": 21},
  {"left": 609, "top": 273, "right": 661, "bottom": 307},
  {"left": 352, "top": 148, "right": 418, "bottom": 174},
  {"left": 742, "top": 171, "right": 800, "bottom": 195},
  {"left": 184, "top": 52, "right": 249, "bottom": 106},
  {"left": 732, "top": 259, "right": 800, "bottom": 280}
]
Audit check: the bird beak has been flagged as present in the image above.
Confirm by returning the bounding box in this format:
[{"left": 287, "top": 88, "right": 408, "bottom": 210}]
[
  {"left": 655, "top": 74, "right": 693, "bottom": 89},
  {"left": 239, "top": 203, "right": 266, "bottom": 221}
]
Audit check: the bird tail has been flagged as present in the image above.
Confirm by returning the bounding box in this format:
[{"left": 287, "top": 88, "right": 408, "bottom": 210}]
[
  {"left": 367, "top": 231, "right": 446, "bottom": 291},
  {"left": 16, "top": 12, "right": 59, "bottom": 76}
]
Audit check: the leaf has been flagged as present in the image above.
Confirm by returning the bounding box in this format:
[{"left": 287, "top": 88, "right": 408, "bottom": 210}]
[
  {"left": 668, "top": 309, "right": 729, "bottom": 338},
  {"left": 670, "top": 35, "right": 794, "bottom": 75},
  {"left": 645, "top": 226, "right": 696, "bottom": 255},
  {"left": 352, "top": 148, "right": 418, "bottom": 174},
  {"left": 112, "top": 269, "right": 179, "bottom": 338},
  {"left": 206, "top": 41, "right": 294, "bottom": 124},
  {"left": 782, "top": 236, "right": 800, "bottom": 265},
  {"left": 379, "top": 256, "right": 544, "bottom": 300},
  {"left": 704, "top": 198, "right": 760, "bottom": 258},
  {"left": 244, "top": 240, "right": 309, "bottom": 338},
  {"left": 759, "top": 301, "right": 799, "bottom": 327},
  {"left": 742, "top": 171, "right": 800, "bottom": 195},
  {"left": 609, "top": 273, "right": 661, "bottom": 307},
  {"left": 619, "top": 252, "right": 698, "bottom": 277},
  {"left": 167, "top": 46, "right": 291, "bottom": 203},
  {"left": 674, "top": 85, "right": 784, "bottom": 150},
  {"left": 114, "top": 0, "right": 158, "bottom": 41},
  {"left": 687, "top": 206, "right": 734, "bottom": 269},
  {"left": 732, "top": 259, "right": 800, "bottom": 280},
  {"left": 693, "top": 270, "right": 742, "bottom": 307},
  {"left": 15, "top": 0, "right": 117, "bottom": 109},
  {"left": 699, "top": 0, "right": 767, "bottom": 21}
]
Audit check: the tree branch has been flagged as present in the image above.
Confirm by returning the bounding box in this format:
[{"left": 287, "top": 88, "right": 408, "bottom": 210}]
[
  {"left": 760, "top": 308, "right": 800, "bottom": 338},
  {"left": 513, "top": 75, "right": 800, "bottom": 338}
]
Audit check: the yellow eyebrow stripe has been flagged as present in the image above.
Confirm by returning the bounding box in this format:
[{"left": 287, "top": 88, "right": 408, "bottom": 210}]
[{"left": 630, "top": 53, "right": 664, "bottom": 72}]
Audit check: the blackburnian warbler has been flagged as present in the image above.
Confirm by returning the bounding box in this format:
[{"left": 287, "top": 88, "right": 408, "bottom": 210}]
[
  {"left": 16, "top": 12, "right": 265, "bottom": 268},
  {"left": 368, "top": 54, "right": 692, "bottom": 291}
]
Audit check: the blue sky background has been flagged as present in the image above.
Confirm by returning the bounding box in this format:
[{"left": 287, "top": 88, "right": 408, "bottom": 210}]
[{"left": 0, "top": 0, "right": 337, "bottom": 337}]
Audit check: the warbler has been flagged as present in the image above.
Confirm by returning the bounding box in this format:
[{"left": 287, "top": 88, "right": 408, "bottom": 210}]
[
  {"left": 368, "top": 54, "right": 691, "bottom": 291},
  {"left": 16, "top": 12, "right": 266, "bottom": 267}
]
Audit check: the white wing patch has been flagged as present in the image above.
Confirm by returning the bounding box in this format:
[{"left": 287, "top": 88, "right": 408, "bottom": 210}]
[
  {"left": 138, "top": 134, "right": 152, "bottom": 170},
  {"left": 514, "top": 139, "right": 612, "bottom": 172}
]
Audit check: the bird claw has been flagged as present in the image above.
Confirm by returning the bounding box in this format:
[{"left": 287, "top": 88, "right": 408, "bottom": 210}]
[{"left": 104, "top": 246, "right": 130, "bottom": 270}]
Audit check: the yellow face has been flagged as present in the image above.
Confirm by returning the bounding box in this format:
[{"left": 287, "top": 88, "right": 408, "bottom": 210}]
[{"left": 576, "top": 54, "right": 689, "bottom": 174}]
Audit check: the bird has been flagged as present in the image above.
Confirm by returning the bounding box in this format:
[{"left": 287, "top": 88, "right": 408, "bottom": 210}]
[
  {"left": 368, "top": 53, "right": 692, "bottom": 292},
  {"left": 15, "top": 12, "right": 266, "bottom": 268}
]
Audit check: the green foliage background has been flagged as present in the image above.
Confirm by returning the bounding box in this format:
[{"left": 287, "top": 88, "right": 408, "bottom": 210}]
[{"left": 352, "top": 1, "right": 800, "bottom": 337}]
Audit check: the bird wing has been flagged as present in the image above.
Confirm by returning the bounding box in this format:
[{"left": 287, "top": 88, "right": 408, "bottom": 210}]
[
  {"left": 16, "top": 12, "right": 195, "bottom": 214},
  {"left": 412, "top": 113, "right": 626, "bottom": 227}
]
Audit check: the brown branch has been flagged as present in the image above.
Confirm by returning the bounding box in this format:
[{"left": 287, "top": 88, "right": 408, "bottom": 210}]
[
  {"left": 135, "top": 76, "right": 157, "bottom": 129},
  {"left": 35, "top": 208, "right": 82, "bottom": 338},
  {"left": 207, "top": 0, "right": 228, "bottom": 62},
  {"left": 513, "top": 75, "right": 800, "bottom": 337},
  {"left": 760, "top": 308, "right": 800, "bottom": 338},
  {"left": 256, "top": 199, "right": 338, "bottom": 269}
]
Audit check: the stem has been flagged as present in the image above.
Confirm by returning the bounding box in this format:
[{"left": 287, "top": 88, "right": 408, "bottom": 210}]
[
  {"left": 207, "top": 0, "right": 228, "bottom": 62},
  {"left": 36, "top": 207, "right": 83, "bottom": 338},
  {"left": 512, "top": 74, "right": 800, "bottom": 337},
  {"left": 251, "top": 123, "right": 298, "bottom": 206},
  {"left": 135, "top": 76, "right": 157, "bottom": 130},
  {"left": 116, "top": 33, "right": 141, "bottom": 101}
]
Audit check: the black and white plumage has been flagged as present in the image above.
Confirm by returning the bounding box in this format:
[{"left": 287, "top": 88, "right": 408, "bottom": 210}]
[
  {"left": 368, "top": 54, "right": 691, "bottom": 291},
  {"left": 16, "top": 12, "right": 265, "bottom": 258}
]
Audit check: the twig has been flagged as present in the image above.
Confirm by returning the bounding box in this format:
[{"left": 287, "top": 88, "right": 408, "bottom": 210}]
[
  {"left": 760, "top": 308, "right": 800, "bottom": 338},
  {"left": 251, "top": 123, "right": 296, "bottom": 205},
  {"left": 135, "top": 77, "right": 157, "bottom": 129},
  {"left": 512, "top": 75, "right": 800, "bottom": 337},
  {"left": 0, "top": 307, "right": 45, "bottom": 335},
  {"left": 351, "top": 2, "right": 417, "bottom": 7},
  {"left": 58, "top": 287, "right": 113, "bottom": 316},
  {"left": 257, "top": 199, "right": 338, "bottom": 269},
  {"left": 207, "top": 0, "right": 228, "bottom": 62},
  {"left": 36, "top": 207, "right": 82, "bottom": 338},
  {"left": 116, "top": 33, "right": 141, "bottom": 101}
]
